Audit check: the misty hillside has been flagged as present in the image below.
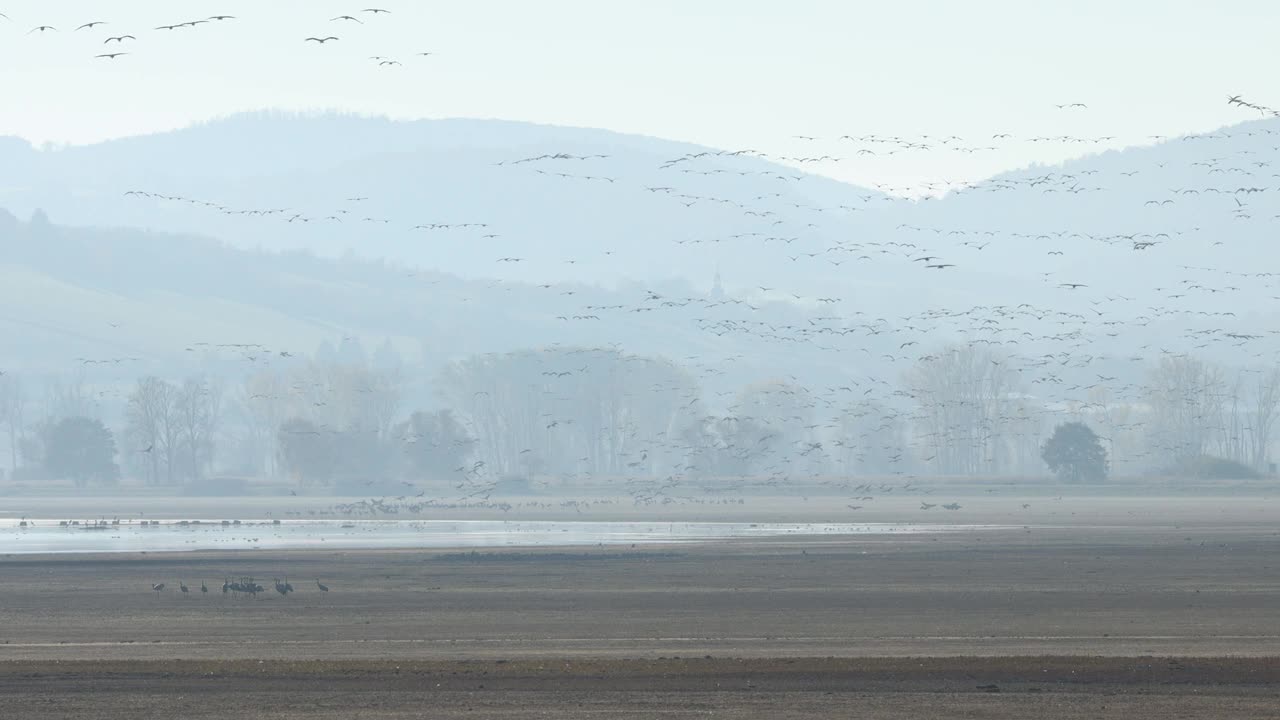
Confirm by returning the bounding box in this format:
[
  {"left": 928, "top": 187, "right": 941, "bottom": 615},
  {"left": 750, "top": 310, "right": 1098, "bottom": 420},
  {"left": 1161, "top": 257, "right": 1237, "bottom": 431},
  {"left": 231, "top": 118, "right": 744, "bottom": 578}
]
[
  {"left": 2, "top": 112, "right": 1278, "bottom": 321},
  {"left": 3, "top": 113, "right": 1279, "bottom": 392},
  {"left": 0, "top": 209, "right": 909, "bottom": 396},
  {"left": 0, "top": 112, "right": 892, "bottom": 291},
  {"left": 878, "top": 117, "right": 1280, "bottom": 285}
]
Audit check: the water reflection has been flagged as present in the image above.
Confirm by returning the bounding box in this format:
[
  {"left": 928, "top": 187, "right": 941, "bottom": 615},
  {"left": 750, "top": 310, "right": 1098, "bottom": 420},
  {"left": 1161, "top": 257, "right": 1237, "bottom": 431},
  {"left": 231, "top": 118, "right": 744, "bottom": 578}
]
[{"left": 0, "top": 519, "right": 1001, "bottom": 554}]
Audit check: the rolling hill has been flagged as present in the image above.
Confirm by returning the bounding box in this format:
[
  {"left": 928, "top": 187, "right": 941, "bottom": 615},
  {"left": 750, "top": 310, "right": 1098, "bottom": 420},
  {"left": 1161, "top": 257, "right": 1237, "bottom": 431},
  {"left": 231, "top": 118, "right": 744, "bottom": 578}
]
[{"left": 3, "top": 112, "right": 1279, "bottom": 387}]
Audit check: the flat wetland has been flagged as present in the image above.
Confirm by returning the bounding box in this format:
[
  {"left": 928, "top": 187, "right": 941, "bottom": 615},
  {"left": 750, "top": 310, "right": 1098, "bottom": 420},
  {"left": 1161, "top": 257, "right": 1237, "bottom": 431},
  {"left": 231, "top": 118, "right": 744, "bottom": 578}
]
[{"left": 2, "top": 494, "right": 1279, "bottom": 717}]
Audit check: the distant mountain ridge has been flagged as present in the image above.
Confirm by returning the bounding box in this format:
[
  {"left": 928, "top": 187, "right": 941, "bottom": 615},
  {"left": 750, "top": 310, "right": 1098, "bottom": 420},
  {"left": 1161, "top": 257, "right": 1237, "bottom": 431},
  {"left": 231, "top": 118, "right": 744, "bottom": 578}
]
[
  {"left": 2, "top": 112, "right": 1276, "bottom": 299},
  {"left": 2, "top": 112, "right": 1279, "bottom": 379},
  {"left": 0, "top": 111, "right": 890, "bottom": 290},
  {"left": 0, "top": 208, "right": 899, "bottom": 393}
]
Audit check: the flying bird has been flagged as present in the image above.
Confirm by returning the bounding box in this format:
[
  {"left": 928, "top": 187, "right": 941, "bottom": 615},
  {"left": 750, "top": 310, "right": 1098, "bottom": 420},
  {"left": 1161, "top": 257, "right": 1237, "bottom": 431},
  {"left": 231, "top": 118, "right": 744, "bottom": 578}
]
[
  {"left": 305, "top": 36, "right": 340, "bottom": 43},
  {"left": 104, "top": 35, "right": 136, "bottom": 43},
  {"left": 95, "top": 52, "right": 128, "bottom": 59},
  {"left": 76, "top": 21, "right": 107, "bottom": 31}
]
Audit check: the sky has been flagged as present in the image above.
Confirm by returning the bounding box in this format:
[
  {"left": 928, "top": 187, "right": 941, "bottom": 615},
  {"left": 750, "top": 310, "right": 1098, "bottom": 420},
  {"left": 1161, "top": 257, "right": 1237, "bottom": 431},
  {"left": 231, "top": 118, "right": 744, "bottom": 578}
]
[{"left": 0, "top": 0, "right": 1276, "bottom": 192}]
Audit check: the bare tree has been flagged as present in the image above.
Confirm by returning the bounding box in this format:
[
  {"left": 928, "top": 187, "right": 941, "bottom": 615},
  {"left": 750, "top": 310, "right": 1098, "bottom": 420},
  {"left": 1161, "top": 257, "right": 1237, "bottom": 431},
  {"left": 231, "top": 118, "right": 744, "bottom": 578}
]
[
  {"left": 287, "top": 362, "right": 402, "bottom": 441},
  {"left": 836, "top": 400, "right": 907, "bottom": 475},
  {"left": 394, "top": 409, "right": 473, "bottom": 485},
  {"left": 440, "top": 348, "right": 702, "bottom": 480},
  {"left": 0, "top": 374, "right": 27, "bottom": 474},
  {"left": 999, "top": 394, "right": 1045, "bottom": 476},
  {"left": 175, "top": 376, "right": 223, "bottom": 482},
  {"left": 363, "top": 368, "right": 403, "bottom": 443},
  {"left": 233, "top": 370, "right": 289, "bottom": 477},
  {"left": 1143, "top": 355, "right": 1224, "bottom": 464},
  {"left": 43, "top": 374, "right": 97, "bottom": 422},
  {"left": 730, "top": 380, "right": 823, "bottom": 476},
  {"left": 125, "top": 377, "right": 180, "bottom": 485},
  {"left": 1215, "top": 372, "right": 1247, "bottom": 464},
  {"left": 1249, "top": 365, "right": 1280, "bottom": 471},
  {"left": 906, "top": 344, "right": 1021, "bottom": 476},
  {"left": 246, "top": 361, "right": 406, "bottom": 488}
]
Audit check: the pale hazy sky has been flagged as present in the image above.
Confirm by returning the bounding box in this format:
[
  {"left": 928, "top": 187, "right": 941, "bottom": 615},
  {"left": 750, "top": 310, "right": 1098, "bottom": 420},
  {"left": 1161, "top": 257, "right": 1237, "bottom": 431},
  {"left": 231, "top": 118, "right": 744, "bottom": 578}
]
[{"left": 1, "top": 0, "right": 1276, "bottom": 190}]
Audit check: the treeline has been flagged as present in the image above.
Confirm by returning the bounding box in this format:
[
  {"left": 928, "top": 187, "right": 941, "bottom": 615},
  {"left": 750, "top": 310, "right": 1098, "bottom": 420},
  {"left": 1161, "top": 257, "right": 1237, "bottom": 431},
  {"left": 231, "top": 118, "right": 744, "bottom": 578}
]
[{"left": 2, "top": 345, "right": 1278, "bottom": 489}]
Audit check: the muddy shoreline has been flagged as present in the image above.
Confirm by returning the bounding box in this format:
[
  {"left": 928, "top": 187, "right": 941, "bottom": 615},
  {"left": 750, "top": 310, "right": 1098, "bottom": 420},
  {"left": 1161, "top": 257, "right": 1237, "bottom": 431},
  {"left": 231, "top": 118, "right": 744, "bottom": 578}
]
[{"left": 5, "top": 527, "right": 1279, "bottom": 717}]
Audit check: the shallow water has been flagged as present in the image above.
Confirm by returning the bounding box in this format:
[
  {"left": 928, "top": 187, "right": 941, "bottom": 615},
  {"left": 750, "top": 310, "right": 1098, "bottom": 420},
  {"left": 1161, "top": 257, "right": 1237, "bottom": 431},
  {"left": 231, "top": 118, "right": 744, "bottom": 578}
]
[{"left": 0, "top": 519, "right": 1000, "bottom": 554}]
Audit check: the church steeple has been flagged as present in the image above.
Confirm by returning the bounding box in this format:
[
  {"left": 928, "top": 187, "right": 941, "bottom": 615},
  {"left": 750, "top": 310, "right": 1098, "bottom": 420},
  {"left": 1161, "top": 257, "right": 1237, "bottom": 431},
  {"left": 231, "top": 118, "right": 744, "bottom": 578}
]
[{"left": 711, "top": 266, "right": 724, "bottom": 299}]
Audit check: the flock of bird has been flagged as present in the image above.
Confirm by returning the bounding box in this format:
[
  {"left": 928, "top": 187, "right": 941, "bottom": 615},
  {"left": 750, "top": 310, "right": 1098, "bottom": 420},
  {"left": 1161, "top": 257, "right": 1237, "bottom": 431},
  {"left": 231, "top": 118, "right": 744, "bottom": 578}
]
[
  {"left": 150, "top": 576, "right": 329, "bottom": 597},
  {"left": 115, "top": 91, "right": 1271, "bottom": 505},
  {"left": 4, "top": 2, "right": 1280, "bottom": 515},
  {"left": 40, "top": 107, "right": 1280, "bottom": 504},
  {"left": 3, "top": 6, "right": 432, "bottom": 66}
]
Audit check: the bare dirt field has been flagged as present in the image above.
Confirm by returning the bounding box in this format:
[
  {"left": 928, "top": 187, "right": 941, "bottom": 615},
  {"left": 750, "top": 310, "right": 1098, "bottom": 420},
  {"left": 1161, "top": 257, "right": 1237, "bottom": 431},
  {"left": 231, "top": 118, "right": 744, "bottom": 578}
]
[{"left": 2, "top": 523, "right": 1279, "bottom": 718}]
